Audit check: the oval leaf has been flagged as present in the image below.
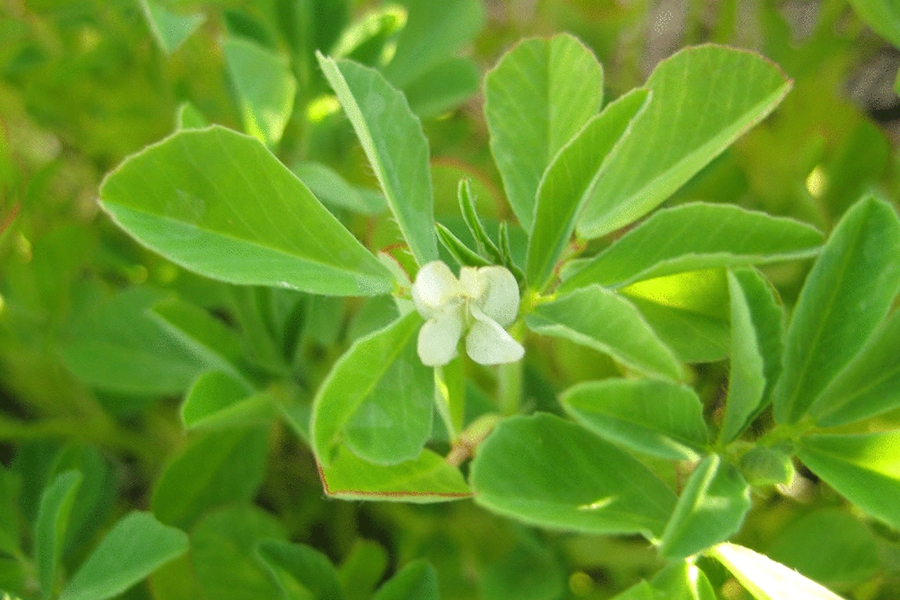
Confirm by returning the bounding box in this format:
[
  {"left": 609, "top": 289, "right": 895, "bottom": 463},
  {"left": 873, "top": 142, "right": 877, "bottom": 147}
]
[
  {"left": 317, "top": 53, "right": 437, "bottom": 265},
  {"left": 527, "top": 88, "right": 651, "bottom": 290},
  {"left": 181, "top": 372, "right": 274, "bottom": 431},
  {"left": 564, "top": 203, "right": 822, "bottom": 291},
  {"left": 485, "top": 34, "right": 604, "bottom": 232},
  {"left": 660, "top": 455, "right": 751, "bottom": 560},
  {"left": 59, "top": 512, "right": 188, "bottom": 600},
  {"left": 256, "top": 540, "right": 346, "bottom": 600},
  {"left": 100, "top": 126, "right": 392, "bottom": 296},
  {"left": 470, "top": 414, "right": 677, "bottom": 537},
  {"left": 311, "top": 312, "right": 433, "bottom": 466},
  {"left": 774, "top": 196, "right": 900, "bottom": 424},
  {"left": 798, "top": 431, "right": 900, "bottom": 530},
  {"left": 577, "top": 46, "right": 792, "bottom": 238},
  {"left": 526, "top": 285, "right": 683, "bottom": 381},
  {"left": 561, "top": 378, "right": 708, "bottom": 461}
]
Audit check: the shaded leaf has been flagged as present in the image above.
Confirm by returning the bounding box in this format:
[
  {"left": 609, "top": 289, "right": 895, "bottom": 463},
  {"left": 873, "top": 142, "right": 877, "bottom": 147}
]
[
  {"left": 35, "top": 471, "right": 81, "bottom": 599},
  {"left": 139, "top": 0, "right": 205, "bottom": 54},
  {"left": 256, "top": 539, "right": 346, "bottom": 600},
  {"left": 373, "top": 560, "right": 439, "bottom": 600}
]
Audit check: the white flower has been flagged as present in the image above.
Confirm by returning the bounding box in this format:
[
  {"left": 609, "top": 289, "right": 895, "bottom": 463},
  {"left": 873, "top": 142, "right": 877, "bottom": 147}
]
[{"left": 411, "top": 261, "right": 524, "bottom": 367}]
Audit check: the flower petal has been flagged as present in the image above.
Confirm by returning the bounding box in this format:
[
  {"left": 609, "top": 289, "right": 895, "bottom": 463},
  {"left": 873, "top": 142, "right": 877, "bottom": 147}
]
[
  {"left": 473, "top": 266, "right": 520, "bottom": 327},
  {"left": 465, "top": 307, "right": 524, "bottom": 365},
  {"left": 412, "top": 261, "right": 459, "bottom": 319},
  {"left": 417, "top": 305, "right": 465, "bottom": 366}
]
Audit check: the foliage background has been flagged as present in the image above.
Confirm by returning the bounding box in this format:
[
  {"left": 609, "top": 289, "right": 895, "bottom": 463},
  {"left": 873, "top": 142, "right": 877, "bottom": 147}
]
[{"left": 1, "top": 0, "right": 899, "bottom": 598}]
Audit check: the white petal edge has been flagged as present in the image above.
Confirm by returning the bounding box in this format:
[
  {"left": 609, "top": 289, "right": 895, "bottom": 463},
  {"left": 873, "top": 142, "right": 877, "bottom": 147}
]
[
  {"left": 412, "top": 261, "right": 459, "bottom": 319},
  {"left": 465, "top": 307, "right": 524, "bottom": 365},
  {"left": 417, "top": 305, "right": 465, "bottom": 366},
  {"left": 473, "top": 266, "right": 520, "bottom": 327}
]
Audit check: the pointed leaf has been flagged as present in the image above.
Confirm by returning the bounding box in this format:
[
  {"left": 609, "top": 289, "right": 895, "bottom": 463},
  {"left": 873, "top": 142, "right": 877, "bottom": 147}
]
[
  {"left": 373, "top": 560, "right": 439, "bottom": 600},
  {"left": 319, "top": 446, "right": 471, "bottom": 503},
  {"left": 151, "top": 428, "right": 269, "bottom": 529},
  {"left": 59, "top": 512, "right": 188, "bottom": 600},
  {"left": 774, "top": 197, "right": 900, "bottom": 423},
  {"left": 561, "top": 378, "right": 708, "bottom": 461},
  {"left": 383, "top": 0, "right": 483, "bottom": 88},
  {"left": 100, "top": 127, "right": 393, "bottom": 296},
  {"left": 256, "top": 540, "right": 346, "bottom": 600},
  {"left": 223, "top": 37, "right": 297, "bottom": 146},
  {"left": 720, "top": 271, "right": 767, "bottom": 443},
  {"left": 660, "top": 455, "right": 751, "bottom": 560},
  {"left": 140, "top": 0, "right": 205, "bottom": 54},
  {"left": 564, "top": 203, "right": 822, "bottom": 291},
  {"left": 526, "top": 286, "right": 683, "bottom": 381},
  {"left": 181, "top": 372, "right": 274, "bottom": 430},
  {"left": 317, "top": 54, "right": 437, "bottom": 265},
  {"left": 470, "top": 414, "right": 677, "bottom": 537},
  {"left": 527, "top": 89, "right": 650, "bottom": 290},
  {"left": 710, "top": 543, "right": 845, "bottom": 600},
  {"left": 798, "top": 431, "right": 900, "bottom": 530},
  {"left": 810, "top": 309, "right": 900, "bottom": 426},
  {"left": 849, "top": 0, "right": 900, "bottom": 49},
  {"left": 311, "top": 312, "right": 434, "bottom": 466},
  {"left": 61, "top": 288, "right": 210, "bottom": 395},
  {"left": 485, "top": 34, "right": 603, "bottom": 231},
  {"left": 651, "top": 562, "right": 718, "bottom": 600},
  {"left": 577, "top": 45, "right": 791, "bottom": 238},
  {"left": 35, "top": 471, "right": 81, "bottom": 599},
  {"left": 436, "top": 222, "right": 490, "bottom": 267},
  {"left": 458, "top": 179, "right": 503, "bottom": 263}
]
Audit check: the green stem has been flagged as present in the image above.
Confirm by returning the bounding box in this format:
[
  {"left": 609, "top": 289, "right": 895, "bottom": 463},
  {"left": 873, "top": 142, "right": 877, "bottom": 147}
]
[{"left": 434, "top": 365, "right": 458, "bottom": 442}]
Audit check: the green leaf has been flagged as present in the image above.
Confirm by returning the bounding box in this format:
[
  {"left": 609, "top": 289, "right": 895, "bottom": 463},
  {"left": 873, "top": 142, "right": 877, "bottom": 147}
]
[
  {"left": 256, "top": 539, "right": 346, "bottom": 600},
  {"left": 338, "top": 540, "right": 388, "bottom": 600},
  {"left": 61, "top": 288, "right": 211, "bottom": 395},
  {"left": 609, "top": 581, "right": 657, "bottom": 600},
  {"left": 766, "top": 509, "right": 879, "bottom": 591},
  {"left": 181, "top": 372, "right": 275, "bottom": 430},
  {"left": 810, "top": 309, "right": 900, "bottom": 426},
  {"left": 527, "top": 286, "right": 683, "bottom": 381},
  {"left": 482, "top": 540, "right": 565, "bottom": 600},
  {"left": 577, "top": 46, "right": 791, "bottom": 238},
  {"left": 651, "top": 562, "right": 718, "bottom": 600},
  {"left": 527, "top": 89, "right": 651, "bottom": 290},
  {"left": 177, "top": 102, "right": 208, "bottom": 129},
  {"left": 798, "top": 431, "right": 900, "bottom": 530},
  {"left": 319, "top": 445, "right": 470, "bottom": 502},
  {"left": 660, "top": 455, "right": 751, "bottom": 559},
  {"left": 738, "top": 447, "right": 795, "bottom": 487},
  {"left": 719, "top": 271, "right": 768, "bottom": 443},
  {"left": 470, "top": 414, "right": 677, "bottom": 537},
  {"left": 317, "top": 54, "right": 437, "bottom": 265},
  {"left": 100, "top": 126, "right": 393, "bottom": 296},
  {"left": 373, "top": 560, "right": 439, "bottom": 600},
  {"left": 59, "top": 512, "right": 188, "bottom": 600},
  {"left": 710, "top": 543, "right": 845, "bottom": 600},
  {"left": 774, "top": 197, "right": 900, "bottom": 423},
  {"left": 564, "top": 203, "right": 822, "bottom": 291},
  {"left": 402, "top": 58, "right": 480, "bottom": 119},
  {"left": 223, "top": 37, "right": 297, "bottom": 146},
  {"left": 150, "top": 298, "right": 248, "bottom": 384},
  {"left": 51, "top": 446, "right": 115, "bottom": 556},
  {"left": 0, "top": 466, "right": 19, "bottom": 556},
  {"left": 191, "top": 506, "right": 286, "bottom": 600},
  {"left": 291, "top": 162, "right": 385, "bottom": 215},
  {"left": 626, "top": 296, "right": 730, "bottom": 364},
  {"left": 311, "top": 312, "right": 433, "bottom": 467},
  {"left": 485, "top": 34, "right": 604, "bottom": 231},
  {"left": 561, "top": 378, "right": 708, "bottom": 461},
  {"left": 151, "top": 428, "right": 269, "bottom": 529},
  {"left": 436, "top": 222, "right": 490, "bottom": 268},
  {"left": 458, "top": 179, "right": 503, "bottom": 263},
  {"left": 849, "top": 0, "right": 900, "bottom": 48},
  {"left": 383, "top": 0, "right": 482, "bottom": 88},
  {"left": 139, "top": 0, "right": 205, "bottom": 54},
  {"left": 34, "top": 471, "right": 81, "bottom": 599}
]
